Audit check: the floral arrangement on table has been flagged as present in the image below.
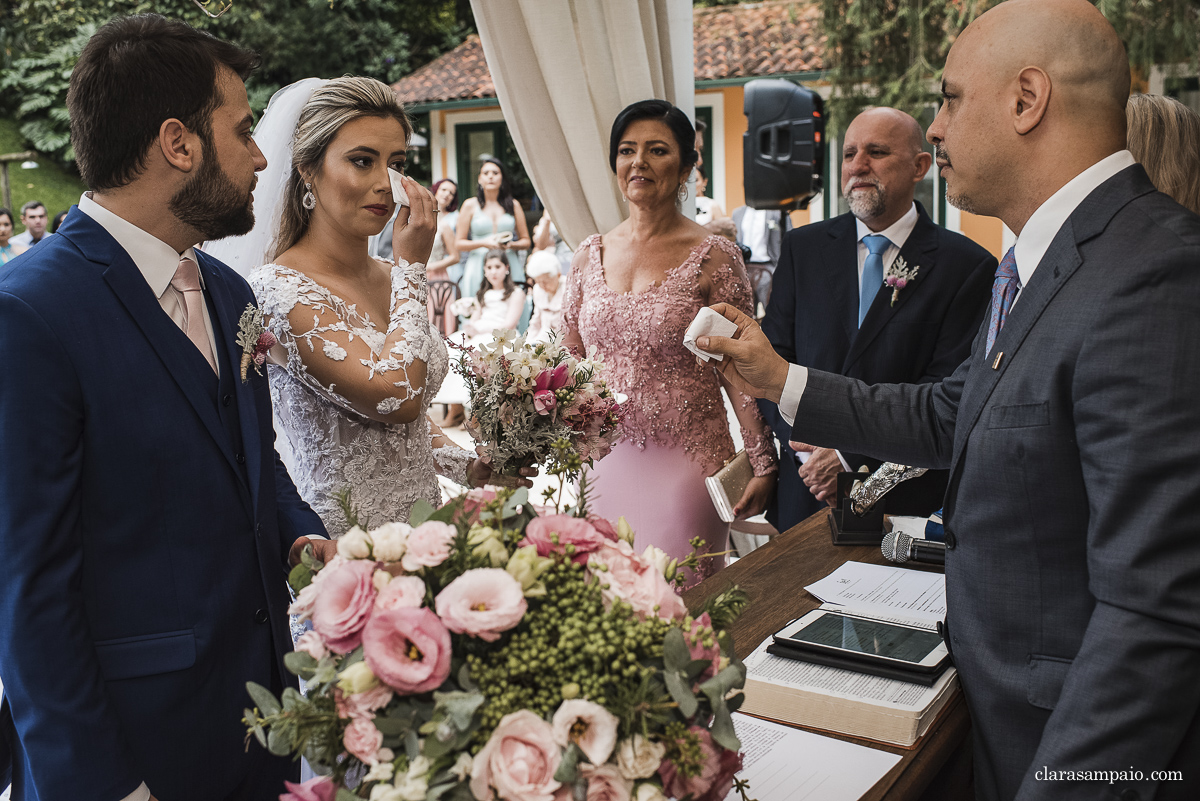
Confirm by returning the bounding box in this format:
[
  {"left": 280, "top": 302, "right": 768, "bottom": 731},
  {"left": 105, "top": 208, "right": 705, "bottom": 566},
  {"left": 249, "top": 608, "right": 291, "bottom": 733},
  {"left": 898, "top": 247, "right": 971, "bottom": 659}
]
[
  {"left": 245, "top": 488, "right": 752, "bottom": 801},
  {"left": 452, "top": 329, "right": 622, "bottom": 479}
]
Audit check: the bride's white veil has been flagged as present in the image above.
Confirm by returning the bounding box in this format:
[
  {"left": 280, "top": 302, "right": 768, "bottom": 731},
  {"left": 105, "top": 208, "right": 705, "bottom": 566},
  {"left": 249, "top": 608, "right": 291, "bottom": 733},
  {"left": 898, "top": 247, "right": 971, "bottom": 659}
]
[{"left": 203, "top": 78, "right": 330, "bottom": 276}]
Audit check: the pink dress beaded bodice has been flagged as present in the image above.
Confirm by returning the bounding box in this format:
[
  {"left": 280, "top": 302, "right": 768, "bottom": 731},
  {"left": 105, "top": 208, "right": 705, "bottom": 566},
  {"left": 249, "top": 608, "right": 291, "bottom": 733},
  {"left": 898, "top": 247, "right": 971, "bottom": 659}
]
[{"left": 562, "top": 234, "right": 776, "bottom": 477}]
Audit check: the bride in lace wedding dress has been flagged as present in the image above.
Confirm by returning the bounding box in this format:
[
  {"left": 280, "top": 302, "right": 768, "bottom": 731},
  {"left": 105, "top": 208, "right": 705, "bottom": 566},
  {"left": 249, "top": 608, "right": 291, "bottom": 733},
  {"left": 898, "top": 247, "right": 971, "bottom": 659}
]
[{"left": 207, "top": 77, "right": 523, "bottom": 537}]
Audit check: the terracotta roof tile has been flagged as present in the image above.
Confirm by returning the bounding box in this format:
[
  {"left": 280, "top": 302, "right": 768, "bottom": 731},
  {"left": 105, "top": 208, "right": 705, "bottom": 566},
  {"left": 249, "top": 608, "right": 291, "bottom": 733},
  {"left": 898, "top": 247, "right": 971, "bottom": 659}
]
[{"left": 394, "top": 1, "right": 824, "bottom": 106}]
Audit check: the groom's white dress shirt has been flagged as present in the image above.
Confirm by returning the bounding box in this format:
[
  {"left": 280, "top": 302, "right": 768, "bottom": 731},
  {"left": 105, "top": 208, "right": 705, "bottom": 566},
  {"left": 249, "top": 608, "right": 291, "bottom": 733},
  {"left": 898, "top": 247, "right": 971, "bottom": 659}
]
[
  {"left": 78, "top": 192, "right": 221, "bottom": 801},
  {"left": 777, "top": 150, "right": 1137, "bottom": 426},
  {"left": 79, "top": 193, "right": 220, "bottom": 378}
]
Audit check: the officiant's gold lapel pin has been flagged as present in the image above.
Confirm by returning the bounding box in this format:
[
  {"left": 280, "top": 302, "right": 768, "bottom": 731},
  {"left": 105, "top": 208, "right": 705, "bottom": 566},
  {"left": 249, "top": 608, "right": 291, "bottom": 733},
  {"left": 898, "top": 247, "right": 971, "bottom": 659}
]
[{"left": 992, "top": 351, "right": 1004, "bottom": 370}]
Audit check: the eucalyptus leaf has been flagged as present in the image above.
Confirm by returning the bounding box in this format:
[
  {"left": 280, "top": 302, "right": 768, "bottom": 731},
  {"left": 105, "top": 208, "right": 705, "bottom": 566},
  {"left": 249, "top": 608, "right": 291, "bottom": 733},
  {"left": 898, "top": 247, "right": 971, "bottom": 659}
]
[
  {"left": 662, "top": 628, "right": 690, "bottom": 672},
  {"left": 553, "top": 743, "right": 581, "bottom": 784},
  {"left": 284, "top": 650, "right": 318, "bottom": 679},
  {"left": 433, "top": 691, "right": 485, "bottom": 730},
  {"left": 727, "top": 692, "right": 745, "bottom": 713},
  {"left": 501, "top": 487, "right": 529, "bottom": 518},
  {"left": 336, "top": 790, "right": 360, "bottom": 801},
  {"left": 685, "top": 658, "right": 712, "bottom": 682},
  {"left": 252, "top": 721, "right": 267, "bottom": 748},
  {"left": 281, "top": 687, "right": 304, "bottom": 711},
  {"left": 427, "top": 496, "right": 464, "bottom": 524},
  {"left": 339, "top": 645, "right": 365, "bottom": 670},
  {"left": 373, "top": 716, "right": 412, "bottom": 736},
  {"left": 423, "top": 732, "right": 451, "bottom": 761},
  {"left": 300, "top": 543, "right": 325, "bottom": 572},
  {"left": 427, "top": 779, "right": 461, "bottom": 801},
  {"left": 457, "top": 661, "right": 479, "bottom": 692},
  {"left": 266, "top": 725, "right": 292, "bottom": 757},
  {"left": 663, "top": 670, "right": 699, "bottom": 718},
  {"left": 288, "top": 562, "right": 313, "bottom": 593},
  {"left": 409, "top": 498, "right": 436, "bottom": 526},
  {"left": 708, "top": 698, "right": 741, "bottom": 752},
  {"left": 405, "top": 728, "right": 420, "bottom": 760},
  {"left": 246, "top": 682, "right": 282, "bottom": 717}
]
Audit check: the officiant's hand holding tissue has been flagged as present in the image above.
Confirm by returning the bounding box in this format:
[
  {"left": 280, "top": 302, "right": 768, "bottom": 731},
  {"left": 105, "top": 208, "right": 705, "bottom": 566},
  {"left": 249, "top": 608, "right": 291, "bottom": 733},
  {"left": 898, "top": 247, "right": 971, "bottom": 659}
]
[{"left": 695, "top": 302, "right": 791, "bottom": 402}]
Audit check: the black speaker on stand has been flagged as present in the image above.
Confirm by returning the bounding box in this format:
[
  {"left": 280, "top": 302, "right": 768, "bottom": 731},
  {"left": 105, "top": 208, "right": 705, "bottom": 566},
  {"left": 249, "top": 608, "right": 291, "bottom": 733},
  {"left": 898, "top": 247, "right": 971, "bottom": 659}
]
[{"left": 742, "top": 79, "right": 825, "bottom": 211}]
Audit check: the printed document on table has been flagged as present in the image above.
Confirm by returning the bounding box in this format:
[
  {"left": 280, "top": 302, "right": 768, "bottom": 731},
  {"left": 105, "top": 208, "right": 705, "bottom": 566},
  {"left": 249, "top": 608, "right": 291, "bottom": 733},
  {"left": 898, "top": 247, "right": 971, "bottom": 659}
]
[
  {"left": 804, "top": 561, "right": 946, "bottom": 624},
  {"left": 724, "top": 714, "right": 902, "bottom": 801}
]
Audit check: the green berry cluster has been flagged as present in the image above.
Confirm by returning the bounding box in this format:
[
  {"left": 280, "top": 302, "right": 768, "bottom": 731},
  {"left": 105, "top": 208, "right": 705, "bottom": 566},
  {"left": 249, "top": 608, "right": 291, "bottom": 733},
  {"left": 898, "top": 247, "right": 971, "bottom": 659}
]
[{"left": 465, "top": 558, "right": 672, "bottom": 744}]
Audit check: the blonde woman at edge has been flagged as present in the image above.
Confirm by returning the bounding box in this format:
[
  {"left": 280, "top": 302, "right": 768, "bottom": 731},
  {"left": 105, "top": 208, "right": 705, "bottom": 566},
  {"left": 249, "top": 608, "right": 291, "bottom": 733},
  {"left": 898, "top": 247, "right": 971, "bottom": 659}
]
[
  {"left": 1126, "top": 93, "right": 1200, "bottom": 215},
  {"left": 207, "top": 77, "right": 530, "bottom": 537}
]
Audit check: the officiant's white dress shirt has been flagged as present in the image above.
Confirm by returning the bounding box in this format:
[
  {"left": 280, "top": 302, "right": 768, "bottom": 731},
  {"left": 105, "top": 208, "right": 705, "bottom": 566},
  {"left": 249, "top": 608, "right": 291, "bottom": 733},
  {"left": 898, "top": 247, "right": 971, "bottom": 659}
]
[
  {"left": 777, "top": 150, "right": 1137, "bottom": 426},
  {"left": 78, "top": 193, "right": 219, "bottom": 377},
  {"left": 78, "top": 193, "right": 219, "bottom": 801}
]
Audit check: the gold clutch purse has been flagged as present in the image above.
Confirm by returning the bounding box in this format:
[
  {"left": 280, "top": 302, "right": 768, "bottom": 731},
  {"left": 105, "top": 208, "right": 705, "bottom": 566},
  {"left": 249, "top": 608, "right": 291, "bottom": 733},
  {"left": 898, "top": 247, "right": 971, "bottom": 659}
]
[{"left": 705, "top": 450, "right": 753, "bottom": 523}]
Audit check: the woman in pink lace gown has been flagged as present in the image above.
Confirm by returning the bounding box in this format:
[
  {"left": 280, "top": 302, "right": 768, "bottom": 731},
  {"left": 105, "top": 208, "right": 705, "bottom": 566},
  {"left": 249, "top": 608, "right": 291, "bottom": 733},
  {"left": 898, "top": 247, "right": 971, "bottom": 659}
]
[{"left": 561, "top": 100, "right": 777, "bottom": 582}]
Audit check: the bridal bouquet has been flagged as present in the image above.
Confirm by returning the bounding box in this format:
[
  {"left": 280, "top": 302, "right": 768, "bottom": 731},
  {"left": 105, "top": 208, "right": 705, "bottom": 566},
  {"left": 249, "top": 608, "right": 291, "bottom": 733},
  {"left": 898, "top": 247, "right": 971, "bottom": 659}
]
[
  {"left": 453, "top": 329, "right": 622, "bottom": 479},
  {"left": 245, "top": 489, "right": 751, "bottom": 801}
]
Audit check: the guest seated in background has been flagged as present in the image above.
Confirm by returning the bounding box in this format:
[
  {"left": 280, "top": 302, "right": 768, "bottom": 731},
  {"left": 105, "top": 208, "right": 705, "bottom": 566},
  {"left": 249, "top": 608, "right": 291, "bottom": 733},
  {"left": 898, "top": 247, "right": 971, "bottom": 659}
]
[
  {"left": 0, "top": 207, "right": 27, "bottom": 265},
  {"left": 460, "top": 249, "right": 526, "bottom": 347},
  {"left": 525, "top": 249, "right": 564, "bottom": 343},
  {"left": 693, "top": 169, "right": 724, "bottom": 225},
  {"left": 532, "top": 209, "right": 573, "bottom": 274},
  {"left": 49, "top": 209, "right": 69, "bottom": 234},
  {"left": 10, "top": 200, "right": 47, "bottom": 248},
  {"left": 561, "top": 99, "right": 776, "bottom": 584},
  {"left": 1127, "top": 93, "right": 1200, "bottom": 214},
  {"left": 732, "top": 203, "right": 792, "bottom": 311},
  {"left": 758, "top": 106, "right": 995, "bottom": 533}
]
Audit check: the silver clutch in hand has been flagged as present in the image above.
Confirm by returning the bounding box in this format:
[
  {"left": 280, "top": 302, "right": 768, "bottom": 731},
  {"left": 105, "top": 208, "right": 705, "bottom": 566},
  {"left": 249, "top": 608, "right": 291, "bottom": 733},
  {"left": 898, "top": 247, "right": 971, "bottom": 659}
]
[{"left": 706, "top": 450, "right": 753, "bottom": 523}]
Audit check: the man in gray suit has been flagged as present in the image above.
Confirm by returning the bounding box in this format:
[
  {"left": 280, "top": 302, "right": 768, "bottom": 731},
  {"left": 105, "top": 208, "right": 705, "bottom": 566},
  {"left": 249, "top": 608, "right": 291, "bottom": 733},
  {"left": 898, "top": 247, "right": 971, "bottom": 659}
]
[
  {"left": 697, "top": 1, "right": 1200, "bottom": 799},
  {"left": 731, "top": 204, "right": 791, "bottom": 308}
]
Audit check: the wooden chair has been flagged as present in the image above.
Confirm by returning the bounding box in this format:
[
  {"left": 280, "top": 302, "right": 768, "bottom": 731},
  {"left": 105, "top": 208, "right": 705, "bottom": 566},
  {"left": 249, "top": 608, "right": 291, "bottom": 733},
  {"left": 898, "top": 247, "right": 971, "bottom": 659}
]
[{"left": 429, "top": 279, "right": 460, "bottom": 336}]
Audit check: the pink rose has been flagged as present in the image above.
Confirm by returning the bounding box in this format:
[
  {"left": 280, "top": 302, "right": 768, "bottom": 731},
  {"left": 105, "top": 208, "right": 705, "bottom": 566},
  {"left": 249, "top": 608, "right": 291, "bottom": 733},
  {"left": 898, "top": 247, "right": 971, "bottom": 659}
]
[
  {"left": 375, "top": 575, "right": 426, "bottom": 610},
  {"left": 581, "top": 764, "right": 633, "bottom": 801},
  {"left": 279, "top": 776, "right": 337, "bottom": 801},
  {"left": 343, "top": 716, "right": 384, "bottom": 763},
  {"left": 533, "top": 390, "right": 558, "bottom": 415},
  {"left": 362, "top": 606, "right": 452, "bottom": 694},
  {"left": 588, "top": 541, "right": 686, "bottom": 621},
  {"left": 658, "top": 727, "right": 741, "bottom": 801},
  {"left": 462, "top": 488, "right": 499, "bottom": 524},
  {"left": 294, "top": 630, "right": 329, "bottom": 661},
  {"left": 522, "top": 515, "right": 608, "bottom": 564},
  {"left": 336, "top": 684, "right": 395, "bottom": 720},
  {"left": 435, "top": 568, "right": 527, "bottom": 642},
  {"left": 401, "top": 521, "right": 457, "bottom": 572},
  {"left": 470, "top": 709, "right": 562, "bottom": 801},
  {"left": 288, "top": 555, "right": 348, "bottom": 621},
  {"left": 312, "top": 559, "right": 377, "bottom": 654}
]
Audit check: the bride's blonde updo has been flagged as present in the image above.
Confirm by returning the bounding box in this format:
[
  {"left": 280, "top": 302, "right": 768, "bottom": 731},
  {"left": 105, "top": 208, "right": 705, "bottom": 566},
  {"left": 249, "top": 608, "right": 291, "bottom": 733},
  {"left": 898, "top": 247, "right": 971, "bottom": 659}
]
[{"left": 271, "top": 76, "right": 412, "bottom": 259}]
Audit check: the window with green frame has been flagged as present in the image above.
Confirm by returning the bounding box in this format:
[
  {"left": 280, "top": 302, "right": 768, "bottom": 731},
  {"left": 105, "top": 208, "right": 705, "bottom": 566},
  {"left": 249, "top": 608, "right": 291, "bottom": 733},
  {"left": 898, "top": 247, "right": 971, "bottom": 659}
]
[{"left": 454, "top": 120, "right": 541, "bottom": 228}]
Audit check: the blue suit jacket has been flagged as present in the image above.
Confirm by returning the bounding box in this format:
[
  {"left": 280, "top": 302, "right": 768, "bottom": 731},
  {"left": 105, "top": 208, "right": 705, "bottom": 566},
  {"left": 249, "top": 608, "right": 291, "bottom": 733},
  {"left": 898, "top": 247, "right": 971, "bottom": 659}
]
[
  {"left": 0, "top": 209, "right": 325, "bottom": 800},
  {"left": 758, "top": 203, "right": 995, "bottom": 530},
  {"left": 792, "top": 166, "right": 1200, "bottom": 800}
]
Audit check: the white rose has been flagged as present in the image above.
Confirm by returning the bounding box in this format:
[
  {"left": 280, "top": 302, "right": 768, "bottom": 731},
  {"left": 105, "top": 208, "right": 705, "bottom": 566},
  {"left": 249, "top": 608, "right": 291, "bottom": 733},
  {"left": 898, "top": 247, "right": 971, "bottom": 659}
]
[
  {"left": 373, "top": 569, "right": 392, "bottom": 593},
  {"left": 370, "top": 522, "right": 411, "bottom": 562},
  {"left": 633, "top": 781, "right": 668, "bottom": 801},
  {"left": 337, "top": 525, "right": 373, "bottom": 559},
  {"left": 451, "top": 752, "right": 473, "bottom": 781},
  {"left": 364, "top": 759, "right": 395, "bottom": 784},
  {"left": 640, "top": 545, "right": 673, "bottom": 578},
  {"left": 617, "top": 735, "right": 667, "bottom": 781},
  {"left": 336, "top": 660, "right": 379, "bottom": 695}
]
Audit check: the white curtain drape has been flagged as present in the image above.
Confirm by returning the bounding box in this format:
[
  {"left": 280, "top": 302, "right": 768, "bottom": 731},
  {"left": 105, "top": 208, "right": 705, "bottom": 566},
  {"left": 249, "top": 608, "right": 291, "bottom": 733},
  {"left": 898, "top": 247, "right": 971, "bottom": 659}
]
[{"left": 469, "top": 0, "right": 695, "bottom": 252}]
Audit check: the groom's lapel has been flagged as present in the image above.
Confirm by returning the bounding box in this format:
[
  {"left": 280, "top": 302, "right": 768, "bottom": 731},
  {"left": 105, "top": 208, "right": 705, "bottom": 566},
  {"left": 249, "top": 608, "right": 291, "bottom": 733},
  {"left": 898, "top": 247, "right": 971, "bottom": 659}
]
[
  {"left": 77, "top": 219, "right": 244, "bottom": 481},
  {"left": 199, "top": 254, "right": 264, "bottom": 517}
]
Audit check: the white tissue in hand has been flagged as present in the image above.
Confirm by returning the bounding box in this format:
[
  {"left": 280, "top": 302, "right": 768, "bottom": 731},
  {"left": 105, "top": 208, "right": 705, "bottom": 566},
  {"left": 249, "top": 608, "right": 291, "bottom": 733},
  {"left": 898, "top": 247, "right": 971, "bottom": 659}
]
[
  {"left": 683, "top": 307, "right": 738, "bottom": 362},
  {"left": 388, "top": 168, "right": 410, "bottom": 207}
]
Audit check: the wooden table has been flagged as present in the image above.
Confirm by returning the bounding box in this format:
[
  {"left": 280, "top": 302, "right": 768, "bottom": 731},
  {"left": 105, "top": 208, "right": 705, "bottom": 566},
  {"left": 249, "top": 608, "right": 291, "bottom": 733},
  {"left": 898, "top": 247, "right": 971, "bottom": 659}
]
[{"left": 683, "top": 511, "right": 973, "bottom": 801}]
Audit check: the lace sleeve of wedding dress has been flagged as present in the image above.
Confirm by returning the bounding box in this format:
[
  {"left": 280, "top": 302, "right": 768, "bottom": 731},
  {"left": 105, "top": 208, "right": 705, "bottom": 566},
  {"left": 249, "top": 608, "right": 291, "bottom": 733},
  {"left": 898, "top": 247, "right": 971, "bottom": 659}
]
[
  {"left": 705, "top": 240, "right": 778, "bottom": 477},
  {"left": 251, "top": 258, "right": 434, "bottom": 421},
  {"left": 431, "top": 443, "right": 474, "bottom": 487}
]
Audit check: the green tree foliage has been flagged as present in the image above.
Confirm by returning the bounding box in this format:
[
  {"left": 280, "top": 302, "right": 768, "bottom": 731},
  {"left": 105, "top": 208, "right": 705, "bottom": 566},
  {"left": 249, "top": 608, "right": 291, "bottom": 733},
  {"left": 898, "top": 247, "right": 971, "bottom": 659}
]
[
  {"left": 1, "top": 0, "right": 474, "bottom": 166},
  {"left": 820, "top": 0, "right": 1200, "bottom": 130}
]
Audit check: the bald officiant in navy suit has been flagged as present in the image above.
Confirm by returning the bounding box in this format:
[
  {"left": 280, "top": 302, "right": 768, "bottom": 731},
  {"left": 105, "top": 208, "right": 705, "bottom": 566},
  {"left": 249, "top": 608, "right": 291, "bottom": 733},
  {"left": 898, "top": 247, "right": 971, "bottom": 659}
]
[{"left": 759, "top": 107, "right": 994, "bottom": 532}]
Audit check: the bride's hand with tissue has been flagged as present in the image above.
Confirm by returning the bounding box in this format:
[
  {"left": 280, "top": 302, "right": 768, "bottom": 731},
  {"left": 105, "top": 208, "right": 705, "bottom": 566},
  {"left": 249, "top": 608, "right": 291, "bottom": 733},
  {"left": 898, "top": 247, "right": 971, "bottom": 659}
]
[{"left": 390, "top": 172, "right": 437, "bottom": 266}]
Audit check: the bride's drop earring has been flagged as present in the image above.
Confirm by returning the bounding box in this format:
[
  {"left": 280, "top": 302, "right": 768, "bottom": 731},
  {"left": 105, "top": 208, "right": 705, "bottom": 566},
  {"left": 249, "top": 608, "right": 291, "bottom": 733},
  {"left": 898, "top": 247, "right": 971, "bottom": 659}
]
[
  {"left": 677, "top": 183, "right": 688, "bottom": 202},
  {"left": 303, "top": 181, "right": 316, "bottom": 211}
]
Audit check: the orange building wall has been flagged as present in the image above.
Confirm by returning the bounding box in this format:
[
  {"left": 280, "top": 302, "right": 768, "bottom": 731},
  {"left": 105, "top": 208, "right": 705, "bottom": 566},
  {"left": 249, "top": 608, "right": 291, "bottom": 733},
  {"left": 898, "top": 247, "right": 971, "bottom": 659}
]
[
  {"left": 721, "top": 86, "right": 746, "bottom": 211},
  {"left": 958, "top": 211, "right": 1005, "bottom": 259}
]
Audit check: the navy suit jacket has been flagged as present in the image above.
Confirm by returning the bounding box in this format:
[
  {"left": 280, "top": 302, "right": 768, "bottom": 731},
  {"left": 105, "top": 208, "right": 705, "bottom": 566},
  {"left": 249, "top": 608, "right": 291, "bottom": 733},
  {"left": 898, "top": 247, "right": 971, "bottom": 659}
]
[
  {"left": 759, "top": 203, "right": 995, "bottom": 530},
  {"left": 792, "top": 166, "right": 1200, "bottom": 800},
  {"left": 0, "top": 210, "right": 325, "bottom": 800}
]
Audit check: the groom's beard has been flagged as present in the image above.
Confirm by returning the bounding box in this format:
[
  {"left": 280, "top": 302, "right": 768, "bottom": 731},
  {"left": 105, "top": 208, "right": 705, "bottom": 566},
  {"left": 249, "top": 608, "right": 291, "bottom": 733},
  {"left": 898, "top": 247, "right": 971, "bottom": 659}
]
[{"left": 169, "top": 142, "right": 256, "bottom": 241}]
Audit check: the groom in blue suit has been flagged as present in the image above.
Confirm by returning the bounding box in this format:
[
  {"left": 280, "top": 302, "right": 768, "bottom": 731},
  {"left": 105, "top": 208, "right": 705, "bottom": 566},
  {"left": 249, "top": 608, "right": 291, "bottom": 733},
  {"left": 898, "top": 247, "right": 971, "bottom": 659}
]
[{"left": 0, "top": 16, "right": 333, "bottom": 801}]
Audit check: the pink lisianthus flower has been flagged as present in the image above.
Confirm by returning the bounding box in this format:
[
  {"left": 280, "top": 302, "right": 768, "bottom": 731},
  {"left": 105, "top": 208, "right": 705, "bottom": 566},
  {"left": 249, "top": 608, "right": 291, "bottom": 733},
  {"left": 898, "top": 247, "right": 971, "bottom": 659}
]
[
  {"left": 522, "top": 515, "right": 608, "bottom": 564},
  {"left": 658, "top": 727, "right": 742, "bottom": 801},
  {"left": 588, "top": 541, "right": 686, "bottom": 621},
  {"left": 279, "top": 776, "right": 337, "bottom": 801},
  {"left": 311, "top": 559, "right": 377, "bottom": 654},
  {"left": 587, "top": 515, "right": 620, "bottom": 542},
  {"left": 343, "top": 716, "right": 384, "bottom": 763},
  {"left": 462, "top": 488, "right": 499, "bottom": 524},
  {"left": 533, "top": 390, "right": 558, "bottom": 416},
  {"left": 362, "top": 606, "right": 452, "bottom": 694},
  {"left": 288, "top": 555, "right": 348, "bottom": 621},
  {"left": 470, "top": 709, "right": 562, "bottom": 801},
  {"left": 551, "top": 699, "right": 619, "bottom": 764},
  {"left": 375, "top": 574, "right": 426, "bottom": 611},
  {"left": 335, "top": 683, "right": 395, "bottom": 721},
  {"left": 400, "top": 521, "right": 456, "bottom": 572},
  {"left": 294, "top": 630, "right": 329, "bottom": 661},
  {"left": 685, "top": 613, "right": 722, "bottom": 685},
  {"left": 435, "top": 568, "right": 527, "bottom": 642}
]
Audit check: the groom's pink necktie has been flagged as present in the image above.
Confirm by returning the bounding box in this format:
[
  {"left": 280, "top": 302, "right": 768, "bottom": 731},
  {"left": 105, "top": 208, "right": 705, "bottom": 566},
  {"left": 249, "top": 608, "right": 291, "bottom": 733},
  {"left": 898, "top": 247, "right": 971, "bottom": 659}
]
[{"left": 171, "top": 256, "right": 218, "bottom": 375}]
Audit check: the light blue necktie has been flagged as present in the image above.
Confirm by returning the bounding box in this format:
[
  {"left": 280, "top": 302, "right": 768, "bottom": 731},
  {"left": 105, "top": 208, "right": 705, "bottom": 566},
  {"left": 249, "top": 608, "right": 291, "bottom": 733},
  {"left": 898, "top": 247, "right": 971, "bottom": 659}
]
[{"left": 859, "top": 234, "right": 891, "bottom": 327}]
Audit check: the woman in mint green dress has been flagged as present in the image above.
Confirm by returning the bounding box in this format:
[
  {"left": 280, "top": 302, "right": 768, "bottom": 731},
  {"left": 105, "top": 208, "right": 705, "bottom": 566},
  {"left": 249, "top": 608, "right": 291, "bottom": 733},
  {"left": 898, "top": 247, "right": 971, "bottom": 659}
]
[{"left": 455, "top": 157, "right": 531, "bottom": 298}]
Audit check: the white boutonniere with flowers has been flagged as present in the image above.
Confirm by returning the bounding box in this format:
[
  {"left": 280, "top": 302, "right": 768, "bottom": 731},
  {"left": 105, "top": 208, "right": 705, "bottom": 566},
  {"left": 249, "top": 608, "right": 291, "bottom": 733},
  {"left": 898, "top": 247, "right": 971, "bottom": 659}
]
[{"left": 884, "top": 257, "right": 920, "bottom": 306}]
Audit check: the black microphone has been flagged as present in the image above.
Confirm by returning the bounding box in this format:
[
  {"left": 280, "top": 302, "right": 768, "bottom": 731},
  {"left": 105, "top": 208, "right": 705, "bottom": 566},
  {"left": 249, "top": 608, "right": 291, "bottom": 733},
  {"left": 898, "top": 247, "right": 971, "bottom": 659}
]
[{"left": 881, "top": 530, "right": 946, "bottom": 565}]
